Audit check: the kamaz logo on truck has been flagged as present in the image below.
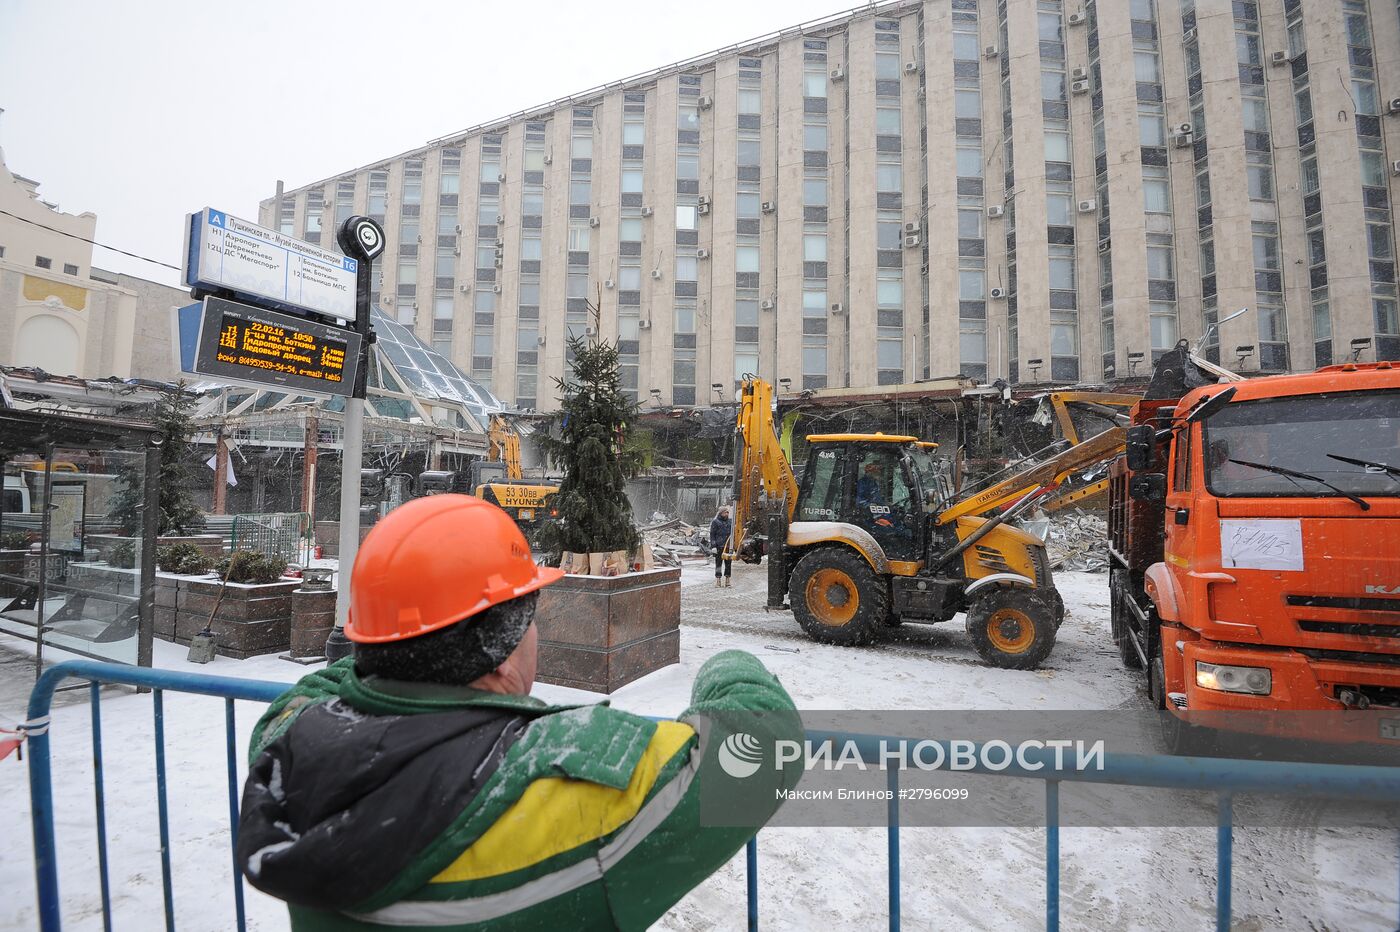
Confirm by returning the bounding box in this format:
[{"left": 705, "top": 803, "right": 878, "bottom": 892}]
[{"left": 1365, "top": 585, "right": 1400, "bottom": 595}]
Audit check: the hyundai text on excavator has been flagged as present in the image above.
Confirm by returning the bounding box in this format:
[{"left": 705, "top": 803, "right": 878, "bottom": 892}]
[
  {"left": 727, "top": 376, "right": 1125, "bottom": 668},
  {"left": 1108, "top": 340, "right": 1400, "bottom": 749}
]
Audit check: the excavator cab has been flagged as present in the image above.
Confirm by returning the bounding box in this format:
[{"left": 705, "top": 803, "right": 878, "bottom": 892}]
[{"left": 796, "top": 435, "right": 925, "bottom": 562}]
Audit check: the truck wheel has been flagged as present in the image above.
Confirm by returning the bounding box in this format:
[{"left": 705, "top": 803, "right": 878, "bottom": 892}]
[
  {"left": 790, "top": 547, "right": 888, "bottom": 646},
  {"left": 1151, "top": 640, "right": 1212, "bottom": 755},
  {"left": 1110, "top": 569, "right": 1144, "bottom": 670},
  {"left": 965, "top": 588, "right": 1058, "bottom": 670}
]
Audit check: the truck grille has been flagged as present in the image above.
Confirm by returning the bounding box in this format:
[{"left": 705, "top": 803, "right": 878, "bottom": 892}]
[
  {"left": 1287, "top": 595, "right": 1400, "bottom": 613},
  {"left": 1297, "top": 647, "right": 1400, "bottom": 666},
  {"left": 1299, "top": 620, "right": 1400, "bottom": 639}
]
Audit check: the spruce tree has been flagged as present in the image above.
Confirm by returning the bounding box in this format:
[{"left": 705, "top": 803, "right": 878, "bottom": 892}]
[
  {"left": 112, "top": 386, "right": 207, "bottom": 536},
  {"left": 536, "top": 329, "right": 642, "bottom": 556}
]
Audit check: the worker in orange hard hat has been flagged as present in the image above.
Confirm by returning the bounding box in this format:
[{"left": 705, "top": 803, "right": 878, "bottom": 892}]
[{"left": 238, "top": 494, "right": 801, "bottom": 931}]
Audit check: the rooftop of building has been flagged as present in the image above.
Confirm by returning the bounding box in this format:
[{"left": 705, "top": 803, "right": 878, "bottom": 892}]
[{"left": 265, "top": 0, "right": 919, "bottom": 201}]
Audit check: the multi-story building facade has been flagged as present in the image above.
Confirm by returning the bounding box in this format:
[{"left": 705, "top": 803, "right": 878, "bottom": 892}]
[{"left": 261, "top": 0, "right": 1400, "bottom": 410}]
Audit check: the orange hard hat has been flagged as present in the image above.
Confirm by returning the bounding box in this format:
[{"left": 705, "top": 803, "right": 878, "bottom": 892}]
[{"left": 345, "top": 494, "right": 564, "bottom": 644}]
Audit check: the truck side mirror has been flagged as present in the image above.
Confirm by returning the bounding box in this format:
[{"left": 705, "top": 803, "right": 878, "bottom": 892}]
[
  {"left": 1125, "top": 425, "right": 1156, "bottom": 471},
  {"left": 1129, "top": 473, "right": 1167, "bottom": 503}
]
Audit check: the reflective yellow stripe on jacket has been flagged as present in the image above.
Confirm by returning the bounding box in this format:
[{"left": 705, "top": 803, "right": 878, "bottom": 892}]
[{"left": 430, "top": 720, "right": 696, "bottom": 883}]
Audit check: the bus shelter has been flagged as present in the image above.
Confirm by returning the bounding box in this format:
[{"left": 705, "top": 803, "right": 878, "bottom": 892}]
[{"left": 0, "top": 408, "right": 160, "bottom": 675}]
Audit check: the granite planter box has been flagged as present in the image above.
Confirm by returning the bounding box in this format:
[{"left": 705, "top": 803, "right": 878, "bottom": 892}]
[
  {"left": 150, "top": 574, "right": 300, "bottom": 659},
  {"left": 534, "top": 567, "right": 681, "bottom": 693}
]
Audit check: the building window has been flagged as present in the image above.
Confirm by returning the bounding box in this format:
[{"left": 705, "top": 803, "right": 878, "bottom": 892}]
[
  {"left": 736, "top": 245, "right": 759, "bottom": 273},
  {"left": 1143, "top": 174, "right": 1170, "bottom": 214},
  {"left": 956, "top": 146, "right": 983, "bottom": 178},
  {"left": 35, "top": 256, "right": 51, "bottom": 269},
  {"left": 1043, "top": 131, "right": 1070, "bottom": 163},
  {"left": 63, "top": 263, "right": 78, "bottom": 276},
  {"left": 955, "top": 90, "right": 981, "bottom": 119},
  {"left": 1147, "top": 245, "right": 1173, "bottom": 281},
  {"left": 958, "top": 209, "right": 983, "bottom": 238},
  {"left": 1133, "top": 52, "right": 1160, "bottom": 84},
  {"left": 1247, "top": 164, "right": 1273, "bottom": 200},
  {"left": 1139, "top": 113, "right": 1164, "bottom": 147}
]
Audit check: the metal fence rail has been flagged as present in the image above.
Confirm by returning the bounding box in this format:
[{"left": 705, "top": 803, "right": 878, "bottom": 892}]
[
  {"left": 229, "top": 512, "right": 311, "bottom": 565},
  {"left": 24, "top": 661, "right": 1400, "bottom": 931}
]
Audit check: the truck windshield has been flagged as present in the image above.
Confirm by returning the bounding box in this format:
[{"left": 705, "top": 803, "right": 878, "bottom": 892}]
[{"left": 1203, "top": 390, "right": 1400, "bottom": 498}]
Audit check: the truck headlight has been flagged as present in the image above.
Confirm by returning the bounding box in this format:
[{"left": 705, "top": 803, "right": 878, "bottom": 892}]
[{"left": 1195, "top": 661, "right": 1272, "bottom": 696}]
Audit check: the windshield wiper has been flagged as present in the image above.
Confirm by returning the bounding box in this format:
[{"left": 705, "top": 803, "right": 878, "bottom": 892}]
[
  {"left": 1327, "top": 453, "right": 1400, "bottom": 481},
  {"left": 1227, "top": 458, "right": 1371, "bottom": 511}
]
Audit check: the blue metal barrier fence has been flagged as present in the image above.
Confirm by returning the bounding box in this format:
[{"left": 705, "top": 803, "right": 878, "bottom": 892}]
[{"left": 25, "top": 660, "right": 1400, "bottom": 931}]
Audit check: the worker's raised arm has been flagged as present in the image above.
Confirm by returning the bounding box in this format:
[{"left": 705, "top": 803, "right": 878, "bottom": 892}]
[{"left": 598, "top": 649, "right": 803, "bottom": 929}]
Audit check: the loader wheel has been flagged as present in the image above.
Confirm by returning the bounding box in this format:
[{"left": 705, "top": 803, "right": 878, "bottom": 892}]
[
  {"left": 791, "top": 548, "right": 888, "bottom": 646},
  {"left": 1110, "top": 568, "right": 1144, "bottom": 670},
  {"left": 965, "top": 588, "right": 1058, "bottom": 670}
]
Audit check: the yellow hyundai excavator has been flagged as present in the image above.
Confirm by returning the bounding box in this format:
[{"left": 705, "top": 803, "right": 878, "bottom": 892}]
[
  {"left": 727, "top": 375, "right": 1125, "bottom": 668},
  {"left": 471, "top": 416, "right": 560, "bottom": 539}
]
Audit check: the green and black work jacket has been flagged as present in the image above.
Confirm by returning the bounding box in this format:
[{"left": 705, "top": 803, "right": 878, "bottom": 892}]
[{"left": 237, "top": 650, "right": 799, "bottom": 930}]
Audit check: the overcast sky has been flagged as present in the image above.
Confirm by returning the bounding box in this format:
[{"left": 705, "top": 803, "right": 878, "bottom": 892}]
[{"left": 0, "top": 0, "right": 847, "bottom": 287}]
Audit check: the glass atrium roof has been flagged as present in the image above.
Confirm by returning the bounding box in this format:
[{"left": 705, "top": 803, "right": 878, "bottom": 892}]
[{"left": 369, "top": 309, "right": 502, "bottom": 420}]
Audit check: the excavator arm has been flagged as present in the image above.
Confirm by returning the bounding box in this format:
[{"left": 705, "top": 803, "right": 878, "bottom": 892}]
[
  {"left": 487, "top": 415, "right": 523, "bottom": 481},
  {"left": 1042, "top": 391, "right": 1138, "bottom": 445},
  {"left": 727, "top": 376, "right": 800, "bottom": 561},
  {"left": 936, "top": 426, "right": 1127, "bottom": 526}
]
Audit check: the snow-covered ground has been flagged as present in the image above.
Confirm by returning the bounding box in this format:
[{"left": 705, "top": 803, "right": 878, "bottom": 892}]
[{"left": 1, "top": 562, "right": 1395, "bottom": 930}]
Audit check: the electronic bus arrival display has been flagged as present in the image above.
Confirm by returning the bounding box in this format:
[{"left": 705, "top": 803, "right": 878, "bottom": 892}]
[{"left": 192, "top": 296, "right": 361, "bottom": 397}]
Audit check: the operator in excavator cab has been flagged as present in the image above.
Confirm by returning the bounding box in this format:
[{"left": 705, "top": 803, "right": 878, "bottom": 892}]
[{"left": 855, "top": 458, "right": 912, "bottom": 550}]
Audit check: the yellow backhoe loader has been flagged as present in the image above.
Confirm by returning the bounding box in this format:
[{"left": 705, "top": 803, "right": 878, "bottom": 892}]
[{"left": 727, "top": 376, "right": 1125, "bottom": 668}]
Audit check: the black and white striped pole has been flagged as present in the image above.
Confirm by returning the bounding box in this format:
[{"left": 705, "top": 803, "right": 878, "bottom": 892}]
[{"left": 324, "top": 215, "right": 384, "bottom": 661}]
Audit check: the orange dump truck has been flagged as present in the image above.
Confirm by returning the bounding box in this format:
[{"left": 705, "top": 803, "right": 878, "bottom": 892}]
[{"left": 1108, "top": 341, "right": 1400, "bottom": 749}]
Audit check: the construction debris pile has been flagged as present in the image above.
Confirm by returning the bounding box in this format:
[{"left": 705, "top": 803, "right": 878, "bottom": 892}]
[
  {"left": 1042, "top": 509, "right": 1109, "bottom": 573},
  {"left": 638, "top": 514, "right": 712, "bottom": 567}
]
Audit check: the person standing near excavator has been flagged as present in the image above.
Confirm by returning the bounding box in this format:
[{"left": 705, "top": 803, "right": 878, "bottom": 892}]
[{"left": 710, "top": 505, "right": 734, "bottom": 587}]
